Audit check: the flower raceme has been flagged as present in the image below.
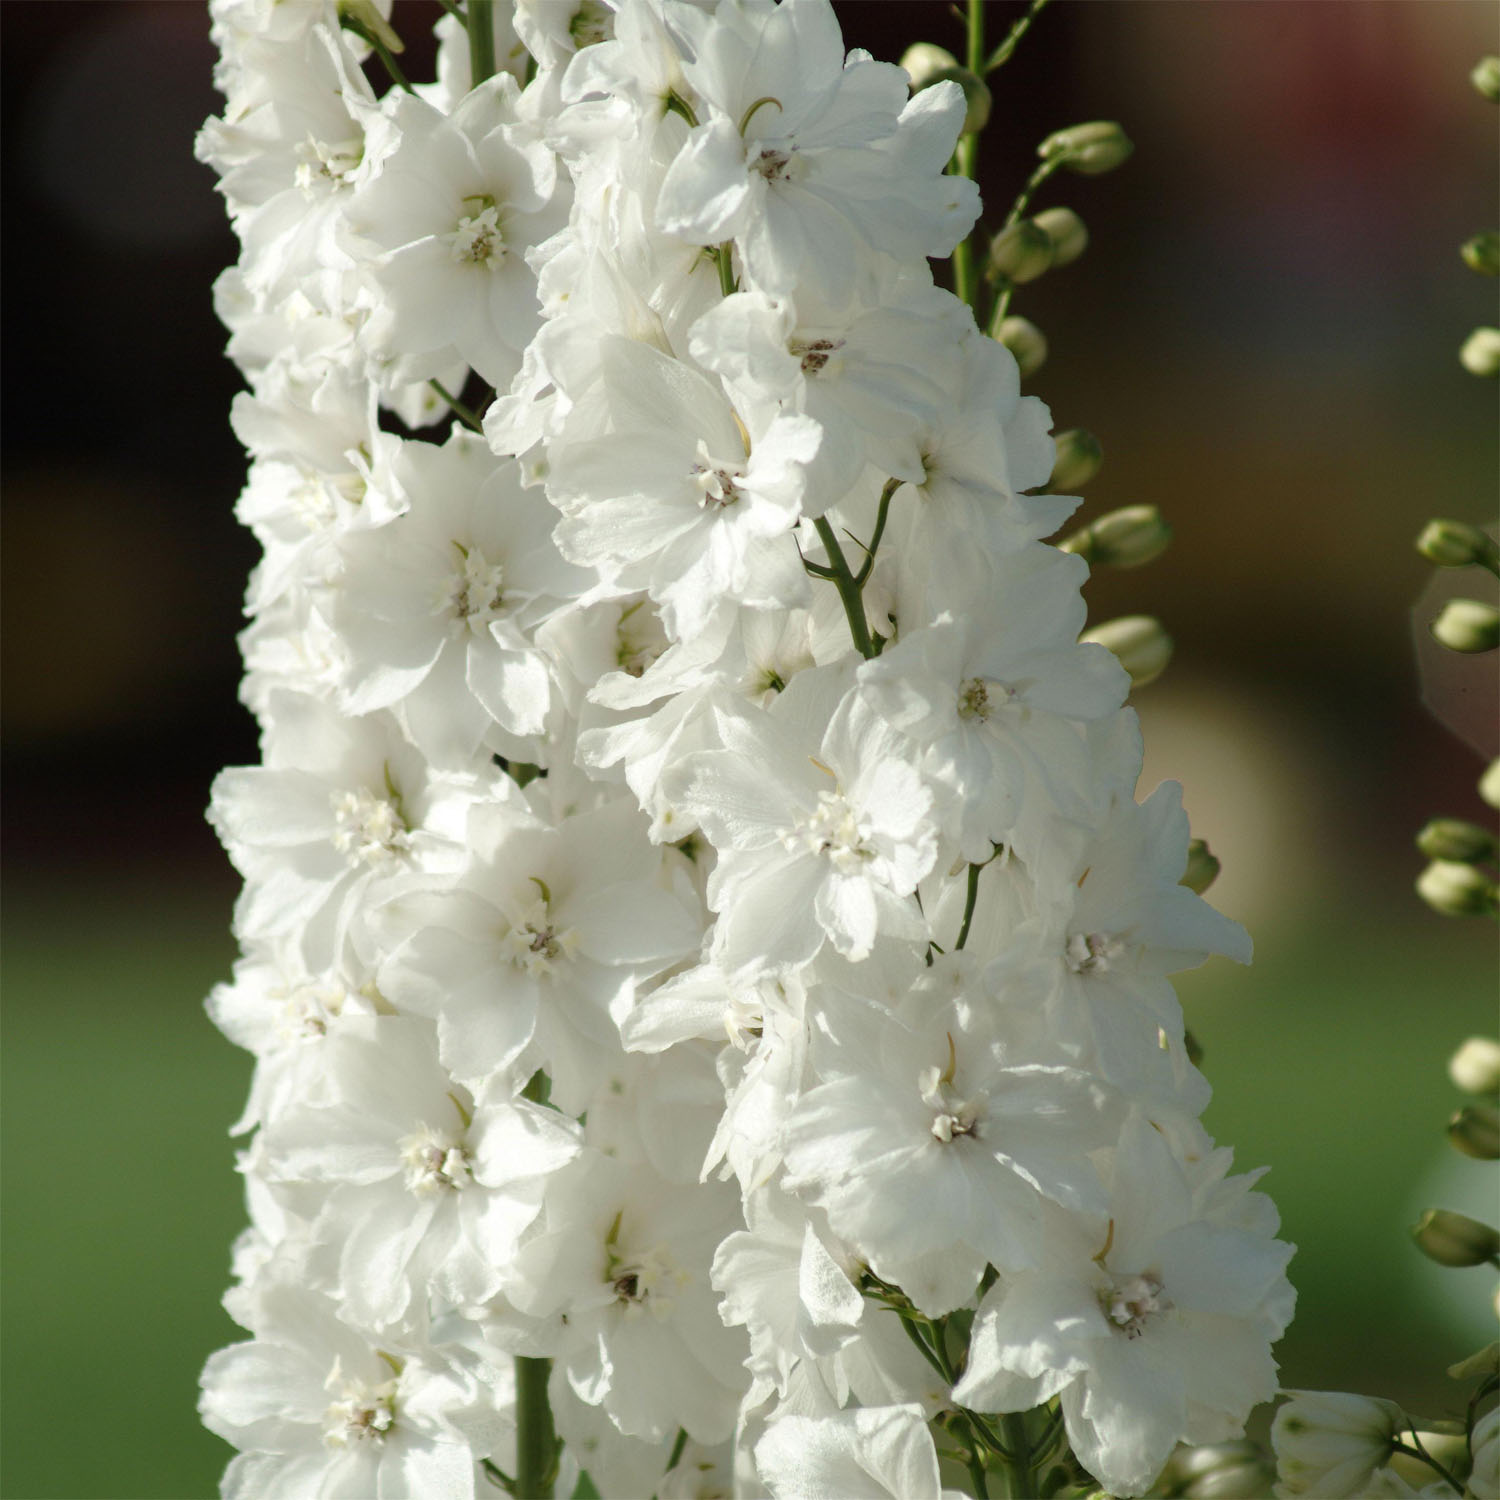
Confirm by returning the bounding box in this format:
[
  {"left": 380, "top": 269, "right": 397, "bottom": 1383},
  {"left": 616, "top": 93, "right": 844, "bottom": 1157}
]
[{"left": 198, "top": 1, "right": 1292, "bottom": 1496}]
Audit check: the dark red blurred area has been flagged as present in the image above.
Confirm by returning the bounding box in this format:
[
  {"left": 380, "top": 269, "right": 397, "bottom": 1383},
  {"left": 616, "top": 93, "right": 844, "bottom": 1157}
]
[{"left": 2, "top": 0, "right": 1495, "bottom": 916}]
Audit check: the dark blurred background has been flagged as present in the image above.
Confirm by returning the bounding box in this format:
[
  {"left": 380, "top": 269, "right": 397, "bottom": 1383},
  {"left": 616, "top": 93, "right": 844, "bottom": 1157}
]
[{"left": 2, "top": 2, "right": 1496, "bottom": 1496}]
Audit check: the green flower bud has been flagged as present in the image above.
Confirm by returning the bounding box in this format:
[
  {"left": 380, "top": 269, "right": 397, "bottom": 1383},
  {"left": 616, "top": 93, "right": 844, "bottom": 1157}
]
[
  {"left": 1416, "top": 518, "right": 1500, "bottom": 570},
  {"left": 1413, "top": 1208, "right": 1500, "bottom": 1266},
  {"left": 1082, "top": 615, "right": 1173, "bottom": 688},
  {"left": 1162, "top": 1441, "right": 1278, "bottom": 1496},
  {"left": 1430, "top": 598, "right": 1500, "bottom": 653},
  {"left": 1472, "top": 55, "right": 1500, "bottom": 101},
  {"left": 1039, "top": 120, "right": 1134, "bottom": 175},
  {"left": 1181, "top": 838, "right": 1222, "bottom": 894},
  {"left": 899, "top": 42, "right": 959, "bottom": 90},
  {"left": 1048, "top": 429, "right": 1103, "bottom": 491},
  {"left": 1416, "top": 859, "right": 1499, "bottom": 916},
  {"left": 1033, "top": 206, "right": 1089, "bottom": 267},
  {"left": 1446, "top": 1341, "right": 1499, "bottom": 1381},
  {"left": 1460, "top": 327, "right": 1500, "bottom": 377},
  {"left": 1462, "top": 231, "right": 1500, "bottom": 276},
  {"left": 1416, "top": 818, "right": 1498, "bottom": 863},
  {"left": 995, "top": 316, "right": 1048, "bottom": 379},
  {"left": 987, "top": 219, "right": 1055, "bottom": 285},
  {"left": 1482, "top": 758, "right": 1500, "bottom": 810},
  {"left": 1448, "top": 1104, "right": 1500, "bottom": 1160},
  {"left": 922, "top": 66, "right": 992, "bottom": 135},
  {"left": 1449, "top": 1036, "right": 1500, "bottom": 1095},
  {"left": 1059, "top": 504, "right": 1173, "bottom": 568}
]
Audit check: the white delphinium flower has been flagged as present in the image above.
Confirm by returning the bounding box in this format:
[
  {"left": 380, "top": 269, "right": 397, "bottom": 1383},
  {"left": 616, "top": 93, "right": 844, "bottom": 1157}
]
[
  {"left": 754, "top": 1403, "right": 963, "bottom": 1500},
  {"left": 780, "top": 958, "right": 1120, "bottom": 1315},
  {"left": 656, "top": 0, "right": 979, "bottom": 298},
  {"left": 507, "top": 1151, "right": 749, "bottom": 1443},
  {"left": 546, "top": 335, "right": 821, "bottom": 637},
  {"left": 332, "top": 429, "right": 589, "bottom": 768},
  {"left": 665, "top": 671, "right": 937, "bottom": 970},
  {"left": 1271, "top": 1390, "right": 1406, "bottom": 1498},
  {"left": 376, "top": 794, "right": 703, "bottom": 1110},
  {"left": 200, "top": 1274, "right": 505, "bottom": 1500},
  {"left": 345, "top": 73, "right": 567, "bottom": 388},
  {"left": 953, "top": 1113, "right": 1295, "bottom": 1498},
  {"left": 209, "top": 692, "right": 496, "bottom": 969},
  {"left": 252, "top": 1015, "right": 581, "bottom": 1330}
]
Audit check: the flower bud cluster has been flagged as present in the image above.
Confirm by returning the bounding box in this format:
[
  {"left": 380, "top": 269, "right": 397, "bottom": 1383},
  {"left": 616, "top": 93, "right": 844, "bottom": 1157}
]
[{"left": 197, "top": 3, "right": 1293, "bottom": 1496}]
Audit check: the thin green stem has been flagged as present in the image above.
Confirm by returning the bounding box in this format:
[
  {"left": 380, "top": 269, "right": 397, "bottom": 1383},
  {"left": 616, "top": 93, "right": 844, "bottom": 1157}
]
[
  {"left": 996, "top": 1412, "right": 1035, "bottom": 1499},
  {"left": 715, "top": 243, "right": 737, "bottom": 297},
  {"left": 1390, "top": 1438, "right": 1465, "bottom": 1495},
  {"left": 985, "top": 159, "right": 1061, "bottom": 335},
  {"left": 437, "top": 0, "right": 467, "bottom": 22},
  {"left": 481, "top": 1457, "right": 515, "bottom": 1494},
  {"left": 811, "top": 517, "right": 876, "bottom": 659},
  {"left": 469, "top": 0, "right": 496, "bottom": 87},
  {"left": 950, "top": 0, "right": 986, "bottom": 309},
  {"left": 430, "top": 379, "right": 484, "bottom": 432},
  {"left": 514, "top": 1355, "right": 555, "bottom": 1499},
  {"left": 984, "top": 0, "right": 1050, "bottom": 73},
  {"left": 954, "top": 861, "right": 983, "bottom": 950},
  {"left": 665, "top": 1428, "right": 689, "bottom": 1474},
  {"left": 960, "top": 1420, "right": 991, "bottom": 1500},
  {"left": 343, "top": 18, "right": 414, "bottom": 93},
  {"left": 851, "top": 477, "right": 902, "bottom": 588},
  {"left": 892, "top": 1309, "right": 953, "bottom": 1383}
]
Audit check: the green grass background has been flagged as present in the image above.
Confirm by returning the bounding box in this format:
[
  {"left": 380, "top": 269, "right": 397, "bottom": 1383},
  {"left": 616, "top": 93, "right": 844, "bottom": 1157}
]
[{"left": 2, "top": 887, "right": 1494, "bottom": 1500}]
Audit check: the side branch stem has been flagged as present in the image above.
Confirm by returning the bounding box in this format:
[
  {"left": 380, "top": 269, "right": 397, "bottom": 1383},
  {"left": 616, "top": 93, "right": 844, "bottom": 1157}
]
[{"left": 811, "top": 517, "right": 876, "bottom": 659}]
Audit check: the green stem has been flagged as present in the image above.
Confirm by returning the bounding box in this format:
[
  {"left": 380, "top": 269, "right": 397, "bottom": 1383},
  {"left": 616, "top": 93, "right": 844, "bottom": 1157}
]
[
  {"left": 950, "top": 0, "right": 986, "bottom": 309},
  {"left": 954, "top": 861, "right": 983, "bottom": 950},
  {"left": 984, "top": 0, "right": 1050, "bottom": 73},
  {"left": 997, "top": 1412, "right": 1035, "bottom": 1499},
  {"left": 469, "top": 0, "right": 496, "bottom": 87},
  {"left": 1390, "top": 1438, "right": 1465, "bottom": 1496},
  {"left": 851, "top": 477, "right": 902, "bottom": 587},
  {"left": 961, "top": 1420, "right": 991, "bottom": 1500},
  {"left": 429, "top": 379, "right": 484, "bottom": 432},
  {"left": 985, "top": 159, "right": 1062, "bottom": 336},
  {"left": 514, "top": 1355, "right": 555, "bottom": 1499},
  {"left": 715, "top": 243, "right": 737, "bottom": 297},
  {"left": 343, "top": 18, "right": 414, "bottom": 93},
  {"left": 665, "top": 1428, "right": 689, "bottom": 1474},
  {"left": 437, "top": 0, "right": 467, "bottom": 21},
  {"left": 811, "top": 517, "right": 876, "bottom": 659}
]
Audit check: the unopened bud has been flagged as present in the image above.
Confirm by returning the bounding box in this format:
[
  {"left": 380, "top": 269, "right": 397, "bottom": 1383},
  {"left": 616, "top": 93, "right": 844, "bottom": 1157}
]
[
  {"left": 1414, "top": 1209, "right": 1500, "bottom": 1266},
  {"left": 923, "top": 66, "right": 991, "bottom": 134},
  {"left": 1460, "top": 327, "right": 1500, "bottom": 377},
  {"left": 899, "top": 42, "right": 959, "bottom": 90},
  {"left": 1033, "top": 206, "right": 1089, "bottom": 267},
  {"left": 1060, "top": 504, "right": 1173, "bottom": 568},
  {"left": 1181, "top": 838, "right": 1221, "bottom": 894},
  {"left": 1450, "top": 1036, "right": 1500, "bottom": 1095},
  {"left": 1416, "top": 859, "right": 1498, "bottom": 916},
  {"left": 1164, "top": 1441, "right": 1275, "bottom": 1498},
  {"left": 1462, "top": 232, "right": 1500, "bottom": 276},
  {"left": 1039, "top": 120, "right": 1134, "bottom": 175},
  {"left": 1083, "top": 615, "right": 1173, "bottom": 688},
  {"left": 338, "top": 0, "right": 404, "bottom": 51},
  {"left": 1472, "top": 56, "right": 1500, "bottom": 101},
  {"left": 1416, "top": 818, "right": 1497, "bottom": 864},
  {"left": 1416, "top": 518, "right": 1499, "bottom": 570},
  {"left": 996, "top": 316, "right": 1047, "bottom": 379},
  {"left": 987, "top": 219, "right": 1055, "bottom": 284},
  {"left": 1048, "top": 429, "right": 1103, "bottom": 491},
  {"left": 1482, "top": 758, "right": 1500, "bottom": 810},
  {"left": 1448, "top": 1104, "right": 1500, "bottom": 1160},
  {"left": 1447, "top": 1341, "right": 1499, "bottom": 1381},
  {"left": 1430, "top": 598, "right": 1499, "bottom": 653}
]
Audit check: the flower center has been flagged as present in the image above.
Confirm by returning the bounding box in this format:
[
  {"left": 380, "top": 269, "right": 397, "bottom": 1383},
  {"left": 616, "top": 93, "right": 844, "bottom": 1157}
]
[
  {"left": 448, "top": 194, "right": 505, "bottom": 266},
  {"left": 690, "top": 440, "right": 744, "bottom": 510},
  {"left": 502, "top": 895, "right": 581, "bottom": 977},
  {"left": 749, "top": 141, "right": 802, "bottom": 184},
  {"left": 784, "top": 788, "right": 875, "bottom": 874},
  {"left": 293, "top": 134, "right": 362, "bottom": 197},
  {"left": 789, "top": 336, "right": 845, "bottom": 376},
  {"left": 1100, "top": 1271, "right": 1170, "bottom": 1339},
  {"left": 437, "top": 541, "right": 507, "bottom": 635},
  {"left": 329, "top": 786, "right": 411, "bottom": 870},
  {"left": 322, "top": 1358, "right": 397, "bottom": 1448},
  {"left": 918, "top": 1039, "right": 984, "bottom": 1142},
  {"left": 1065, "top": 930, "right": 1129, "bottom": 975},
  {"left": 604, "top": 1239, "right": 687, "bottom": 1321},
  {"left": 958, "top": 676, "right": 1025, "bottom": 723},
  {"left": 568, "top": 0, "right": 613, "bottom": 46},
  {"left": 614, "top": 600, "right": 667, "bottom": 678},
  {"left": 398, "top": 1123, "right": 473, "bottom": 1195}
]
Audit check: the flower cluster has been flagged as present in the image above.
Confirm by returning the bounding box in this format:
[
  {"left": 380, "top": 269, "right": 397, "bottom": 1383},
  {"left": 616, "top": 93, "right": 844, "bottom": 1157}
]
[{"left": 197, "top": 1, "right": 1294, "bottom": 1496}]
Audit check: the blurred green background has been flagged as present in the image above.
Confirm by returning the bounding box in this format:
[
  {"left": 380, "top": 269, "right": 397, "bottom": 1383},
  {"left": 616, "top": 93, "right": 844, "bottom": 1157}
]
[{"left": 2, "top": 2, "right": 1496, "bottom": 1497}]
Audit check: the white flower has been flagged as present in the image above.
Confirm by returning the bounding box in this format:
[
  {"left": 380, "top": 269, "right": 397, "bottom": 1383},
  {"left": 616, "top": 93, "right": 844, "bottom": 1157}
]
[{"left": 754, "top": 1403, "right": 958, "bottom": 1500}]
